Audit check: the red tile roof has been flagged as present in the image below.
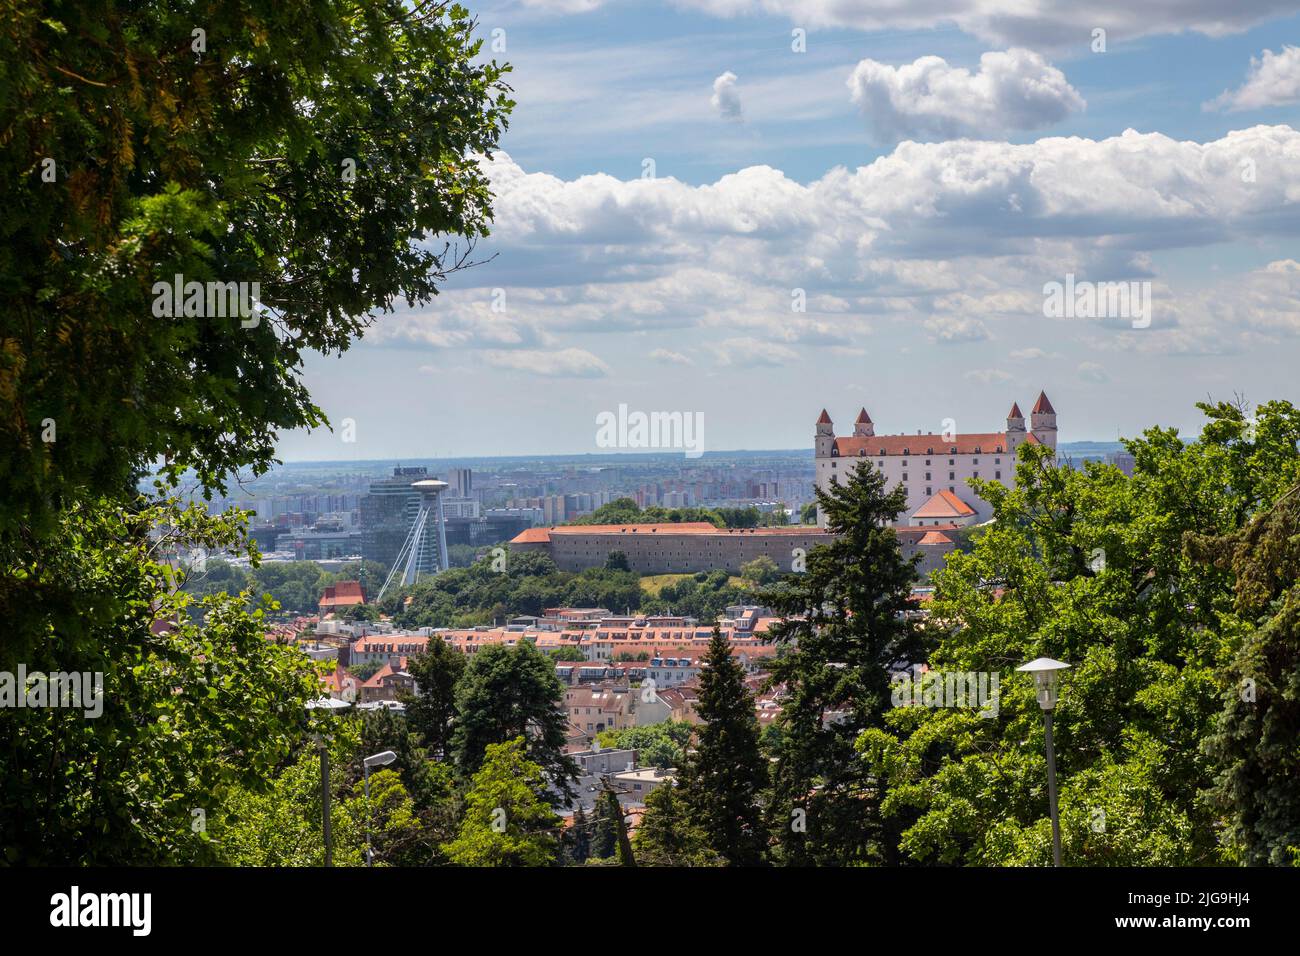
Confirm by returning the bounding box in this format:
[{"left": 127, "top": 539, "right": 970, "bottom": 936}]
[
  {"left": 817, "top": 408, "right": 832, "bottom": 424},
  {"left": 856, "top": 408, "right": 872, "bottom": 424},
  {"left": 320, "top": 580, "right": 365, "bottom": 607},
  {"left": 833, "top": 431, "right": 1036, "bottom": 456},
  {"left": 913, "top": 490, "right": 976, "bottom": 519},
  {"left": 1008, "top": 402, "right": 1023, "bottom": 419},
  {"left": 1032, "top": 391, "right": 1055, "bottom": 415},
  {"left": 918, "top": 530, "right": 954, "bottom": 545}
]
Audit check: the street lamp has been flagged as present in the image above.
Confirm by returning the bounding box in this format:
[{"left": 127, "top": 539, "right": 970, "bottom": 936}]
[
  {"left": 363, "top": 750, "right": 398, "bottom": 867},
  {"left": 1016, "top": 657, "right": 1071, "bottom": 867},
  {"left": 306, "top": 696, "right": 351, "bottom": 867}
]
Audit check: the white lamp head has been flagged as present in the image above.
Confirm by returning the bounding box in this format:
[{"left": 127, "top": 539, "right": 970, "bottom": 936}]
[
  {"left": 364, "top": 750, "right": 398, "bottom": 768},
  {"left": 1016, "top": 657, "right": 1071, "bottom": 711}
]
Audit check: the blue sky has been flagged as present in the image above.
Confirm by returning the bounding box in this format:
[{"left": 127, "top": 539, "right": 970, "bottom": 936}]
[{"left": 278, "top": 1, "right": 1300, "bottom": 461}]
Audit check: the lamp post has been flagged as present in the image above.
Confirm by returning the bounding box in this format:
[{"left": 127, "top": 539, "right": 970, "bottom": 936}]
[
  {"left": 363, "top": 750, "right": 398, "bottom": 867},
  {"left": 306, "top": 696, "right": 351, "bottom": 867},
  {"left": 1016, "top": 657, "right": 1071, "bottom": 867}
]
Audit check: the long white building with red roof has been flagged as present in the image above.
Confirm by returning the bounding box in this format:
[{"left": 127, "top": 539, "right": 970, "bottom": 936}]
[{"left": 814, "top": 392, "right": 1057, "bottom": 526}]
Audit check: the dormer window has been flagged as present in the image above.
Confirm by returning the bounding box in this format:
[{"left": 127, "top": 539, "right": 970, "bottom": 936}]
[
  {"left": 903, "top": 448, "right": 910, "bottom": 456},
  {"left": 974, "top": 446, "right": 981, "bottom": 454},
  {"left": 878, "top": 448, "right": 886, "bottom": 456},
  {"left": 927, "top": 447, "right": 933, "bottom": 455}
]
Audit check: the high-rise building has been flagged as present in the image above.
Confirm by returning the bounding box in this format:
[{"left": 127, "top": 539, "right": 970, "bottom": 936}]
[{"left": 360, "top": 467, "right": 446, "bottom": 572}]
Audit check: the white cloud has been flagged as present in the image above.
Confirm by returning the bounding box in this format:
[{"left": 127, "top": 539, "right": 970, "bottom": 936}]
[
  {"left": 374, "top": 127, "right": 1300, "bottom": 363},
  {"left": 1078, "top": 361, "right": 1111, "bottom": 383},
  {"left": 650, "top": 348, "right": 694, "bottom": 365},
  {"left": 964, "top": 368, "right": 1014, "bottom": 384},
  {"left": 711, "top": 71, "right": 743, "bottom": 121},
  {"left": 712, "top": 337, "right": 799, "bottom": 367},
  {"left": 1206, "top": 46, "right": 1300, "bottom": 112},
  {"left": 1009, "top": 347, "right": 1052, "bottom": 360},
  {"left": 847, "top": 49, "right": 1084, "bottom": 143},
  {"left": 481, "top": 348, "right": 611, "bottom": 378}
]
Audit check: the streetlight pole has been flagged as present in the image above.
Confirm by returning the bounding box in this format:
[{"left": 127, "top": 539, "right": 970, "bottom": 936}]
[
  {"left": 1017, "top": 657, "right": 1071, "bottom": 868},
  {"left": 1043, "top": 709, "right": 1061, "bottom": 867},
  {"left": 363, "top": 750, "right": 398, "bottom": 867},
  {"left": 306, "top": 697, "right": 351, "bottom": 868}
]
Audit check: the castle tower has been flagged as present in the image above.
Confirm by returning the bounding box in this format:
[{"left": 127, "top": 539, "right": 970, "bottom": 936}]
[
  {"left": 815, "top": 409, "right": 835, "bottom": 458},
  {"left": 1030, "top": 391, "right": 1057, "bottom": 450},
  {"left": 1006, "top": 401, "right": 1026, "bottom": 453},
  {"left": 853, "top": 408, "right": 874, "bottom": 438}
]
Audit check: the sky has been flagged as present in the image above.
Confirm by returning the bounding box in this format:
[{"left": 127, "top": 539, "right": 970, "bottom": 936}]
[{"left": 277, "top": 1, "right": 1300, "bottom": 462}]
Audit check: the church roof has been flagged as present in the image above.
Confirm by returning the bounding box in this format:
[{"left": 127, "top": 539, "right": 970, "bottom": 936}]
[{"left": 1031, "top": 391, "right": 1055, "bottom": 415}]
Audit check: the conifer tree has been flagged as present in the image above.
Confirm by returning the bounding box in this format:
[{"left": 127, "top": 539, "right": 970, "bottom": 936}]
[
  {"left": 763, "top": 459, "right": 924, "bottom": 865},
  {"left": 682, "top": 627, "right": 768, "bottom": 865}
]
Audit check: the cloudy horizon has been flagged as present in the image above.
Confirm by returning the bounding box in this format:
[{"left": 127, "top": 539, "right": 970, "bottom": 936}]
[{"left": 276, "top": 1, "right": 1300, "bottom": 462}]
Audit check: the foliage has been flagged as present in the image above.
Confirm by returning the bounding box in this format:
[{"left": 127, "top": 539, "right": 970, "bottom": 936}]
[
  {"left": 633, "top": 782, "right": 723, "bottom": 866},
  {"left": 403, "top": 638, "right": 467, "bottom": 760},
  {"left": 0, "top": 497, "right": 321, "bottom": 865},
  {"left": 444, "top": 738, "right": 559, "bottom": 867},
  {"left": 681, "top": 628, "right": 768, "bottom": 865},
  {"left": 859, "top": 399, "right": 1300, "bottom": 866},
  {"left": 763, "top": 459, "right": 925, "bottom": 865},
  {"left": 595, "top": 720, "right": 694, "bottom": 769},
  {"left": 451, "top": 641, "right": 578, "bottom": 801}
]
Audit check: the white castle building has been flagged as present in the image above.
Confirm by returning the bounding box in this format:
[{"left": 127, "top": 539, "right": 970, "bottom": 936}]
[{"left": 814, "top": 392, "right": 1057, "bottom": 527}]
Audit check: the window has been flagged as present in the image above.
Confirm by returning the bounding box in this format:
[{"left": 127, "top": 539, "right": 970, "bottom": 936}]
[
  {"left": 973, "top": 471, "right": 979, "bottom": 478},
  {"left": 948, "top": 458, "right": 955, "bottom": 465},
  {"left": 925, "top": 458, "right": 931, "bottom": 465},
  {"left": 925, "top": 487, "right": 932, "bottom": 496},
  {"left": 973, "top": 457, "right": 979, "bottom": 464},
  {"left": 995, "top": 471, "right": 1002, "bottom": 479},
  {"left": 902, "top": 473, "right": 908, "bottom": 481},
  {"left": 949, "top": 471, "right": 955, "bottom": 480},
  {"left": 925, "top": 472, "right": 931, "bottom": 480}
]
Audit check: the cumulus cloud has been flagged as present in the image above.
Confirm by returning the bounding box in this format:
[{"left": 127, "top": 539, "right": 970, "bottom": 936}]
[
  {"left": 481, "top": 348, "right": 611, "bottom": 378},
  {"left": 1205, "top": 46, "right": 1300, "bottom": 112},
  {"left": 374, "top": 127, "right": 1300, "bottom": 363},
  {"left": 712, "top": 337, "right": 799, "bottom": 367},
  {"left": 847, "top": 49, "right": 1084, "bottom": 143},
  {"left": 650, "top": 347, "right": 694, "bottom": 365},
  {"left": 711, "top": 71, "right": 743, "bottom": 121}
]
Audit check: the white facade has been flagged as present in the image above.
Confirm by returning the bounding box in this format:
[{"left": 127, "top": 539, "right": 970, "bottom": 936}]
[{"left": 814, "top": 394, "right": 1057, "bottom": 527}]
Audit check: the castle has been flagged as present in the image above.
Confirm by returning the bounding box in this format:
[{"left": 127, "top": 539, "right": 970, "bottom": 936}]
[{"left": 814, "top": 392, "right": 1057, "bottom": 527}]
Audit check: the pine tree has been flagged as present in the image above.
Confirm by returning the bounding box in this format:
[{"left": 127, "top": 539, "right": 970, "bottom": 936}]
[
  {"left": 634, "top": 782, "right": 721, "bottom": 866},
  {"left": 763, "top": 459, "right": 924, "bottom": 865},
  {"left": 562, "top": 805, "right": 592, "bottom": 864},
  {"left": 590, "top": 786, "right": 635, "bottom": 865},
  {"left": 681, "top": 626, "right": 768, "bottom": 865}
]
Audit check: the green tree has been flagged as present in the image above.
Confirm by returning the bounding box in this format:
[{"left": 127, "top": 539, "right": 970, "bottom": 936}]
[
  {"left": 403, "top": 638, "right": 467, "bottom": 760},
  {"left": 590, "top": 786, "right": 635, "bottom": 865},
  {"left": 1189, "top": 482, "right": 1300, "bottom": 865},
  {"left": 634, "top": 782, "right": 722, "bottom": 867},
  {"left": 444, "top": 738, "right": 559, "bottom": 867},
  {"left": 605, "top": 550, "right": 630, "bottom": 571},
  {"left": 452, "top": 642, "right": 578, "bottom": 800},
  {"left": 763, "top": 459, "right": 924, "bottom": 865},
  {"left": 740, "top": 555, "right": 780, "bottom": 586},
  {"left": 0, "top": 499, "right": 321, "bottom": 865},
  {"left": 859, "top": 400, "right": 1300, "bottom": 866},
  {"left": 682, "top": 628, "right": 768, "bottom": 865},
  {"left": 0, "top": 0, "right": 512, "bottom": 542}
]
